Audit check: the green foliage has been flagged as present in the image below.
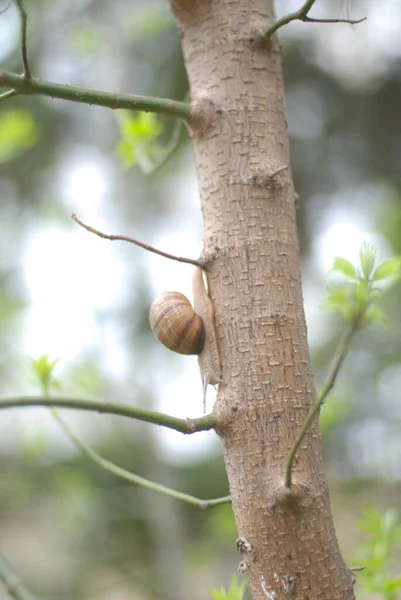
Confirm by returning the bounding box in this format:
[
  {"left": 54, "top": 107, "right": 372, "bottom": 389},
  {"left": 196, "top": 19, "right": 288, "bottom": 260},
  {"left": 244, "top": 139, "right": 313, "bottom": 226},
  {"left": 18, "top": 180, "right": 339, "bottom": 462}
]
[
  {"left": 210, "top": 575, "right": 247, "bottom": 600},
  {"left": 0, "top": 110, "right": 40, "bottom": 163},
  {"left": 319, "top": 395, "right": 350, "bottom": 437},
  {"left": 322, "top": 243, "right": 401, "bottom": 328},
  {"left": 69, "top": 24, "right": 104, "bottom": 55},
  {"left": 30, "top": 354, "right": 61, "bottom": 395},
  {"left": 127, "top": 6, "right": 173, "bottom": 37},
  {"left": 207, "top": 504, "right": 236, "bottom": 540},
  {"left": 115, "top": 111, "right": 163, "bottom": 169},
  {"left": 355, "top": 506, "right": 401, "bottom": 599}
]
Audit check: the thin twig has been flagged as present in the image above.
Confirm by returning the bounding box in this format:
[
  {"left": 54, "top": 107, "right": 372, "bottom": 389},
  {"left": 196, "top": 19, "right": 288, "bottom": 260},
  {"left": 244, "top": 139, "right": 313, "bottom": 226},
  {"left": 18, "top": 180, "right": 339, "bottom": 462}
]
[
  {"left": 72, "top": 214, "right": 202, "bottom": 267},
  {"left": 302, "top": 15, "right": 366, "bottom": 25},
  {"left": 285, "top": 322, "right": 359, "bottom": 488},
  {"left": 0, "top": 70, "right": 191, "bottom": 120},
  {"left": 266, "top": 0, "right": 366, "bottom": 37},
  {"left": 0, "top": 0, "right": 13, "bottom": 16},
  {"left": 14, "top": 0, "right": 31, "bottom": 78},
  {"left": 52, "top": 409, "right": 230, "bottom": 509},
  {"left": 0, "top": 396, "right": 216, "bottom": 433},
  {"left": 0, "top": 89, "right": 17, "bottom": 102},
  {"left": 0, "top": 551, "right": 38, "bottom": 600}
]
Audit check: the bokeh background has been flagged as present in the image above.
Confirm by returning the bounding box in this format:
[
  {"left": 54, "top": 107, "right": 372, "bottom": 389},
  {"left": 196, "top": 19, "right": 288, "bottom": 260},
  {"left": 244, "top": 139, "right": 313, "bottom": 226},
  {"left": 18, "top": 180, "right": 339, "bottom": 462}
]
[{"left": 1, "top": 0, "right": 401, "bottom": 598}]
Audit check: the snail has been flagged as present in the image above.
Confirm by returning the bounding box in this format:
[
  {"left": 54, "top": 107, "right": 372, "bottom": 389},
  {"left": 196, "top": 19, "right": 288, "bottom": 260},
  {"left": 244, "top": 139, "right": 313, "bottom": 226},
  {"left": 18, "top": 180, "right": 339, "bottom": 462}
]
[{"left": 149, "top": 267, "right": 222, "bottom": 408}]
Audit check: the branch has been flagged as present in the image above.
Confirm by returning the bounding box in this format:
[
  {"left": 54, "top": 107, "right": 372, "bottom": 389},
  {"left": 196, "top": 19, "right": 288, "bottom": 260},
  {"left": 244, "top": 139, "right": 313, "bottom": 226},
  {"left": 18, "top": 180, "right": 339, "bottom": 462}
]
[
  {"left": 266, "top": 0, "right": 366, "bottom": 37},
  {"left": 72, "top": 214, "right": 202, "bottom": 267},
  {"left": 0, "top": 70, "right": 191, "bottom": 120},
  {"left": 52, "top": 409, "right": 230, "bottom": 509},
  {"left": 14, "top": 0, "right": 31, "bottom": 78},
  {"left": 0, "top": 552, "right": 38, "bottom": 600},
  {"left": 0, "top": 396, "right": 216, "bottom": 433},
  {"left": 285, "top": 322, "right": 359, "bottom": 488}
]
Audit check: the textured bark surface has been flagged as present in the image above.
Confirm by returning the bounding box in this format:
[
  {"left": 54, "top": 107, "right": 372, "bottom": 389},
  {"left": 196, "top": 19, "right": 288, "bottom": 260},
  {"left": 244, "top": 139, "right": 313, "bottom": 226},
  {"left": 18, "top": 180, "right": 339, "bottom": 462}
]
[{"left": 169, "top": 1, "right": 355, "bottom": 598}]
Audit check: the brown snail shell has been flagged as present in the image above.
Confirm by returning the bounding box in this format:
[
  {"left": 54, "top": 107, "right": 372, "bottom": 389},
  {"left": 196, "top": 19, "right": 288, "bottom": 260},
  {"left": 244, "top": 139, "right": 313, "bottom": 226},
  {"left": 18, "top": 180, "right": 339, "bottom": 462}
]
[{"left": 149, "top": 291, "right": 206, "bottom": 355}]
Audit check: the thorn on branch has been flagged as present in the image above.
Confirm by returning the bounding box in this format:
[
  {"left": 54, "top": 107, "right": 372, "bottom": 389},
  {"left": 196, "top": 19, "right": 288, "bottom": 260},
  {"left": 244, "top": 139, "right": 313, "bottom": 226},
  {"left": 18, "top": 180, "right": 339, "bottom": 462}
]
[
  {"left": 0, "top": 89, "right": 18, "bottom": 103},
  {"left": 265, "top": 0, "right": 366, "bottom": 37},
  {"left": 71, "top": 214, "right": 202, "bottom": 268}
]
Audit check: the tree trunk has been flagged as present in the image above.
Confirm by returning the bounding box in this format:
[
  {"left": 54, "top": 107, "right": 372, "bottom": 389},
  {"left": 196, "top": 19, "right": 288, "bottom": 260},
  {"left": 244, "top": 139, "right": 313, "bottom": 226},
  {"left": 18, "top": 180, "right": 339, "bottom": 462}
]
[{"left": 169, "top": 1, "right": 355, "bottom": 599}]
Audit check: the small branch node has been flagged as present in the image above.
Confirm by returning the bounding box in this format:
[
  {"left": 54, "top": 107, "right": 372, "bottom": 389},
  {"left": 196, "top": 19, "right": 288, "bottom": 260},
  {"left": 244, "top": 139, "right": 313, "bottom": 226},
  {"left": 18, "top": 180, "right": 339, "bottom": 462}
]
[
  {"left": 250, "top": 165, "right": 290, "bottom": 188},
  {"left": 72, "top": 214, "right": 201, "bottom": 267},
  {"left": 236, "top": 537, "right": 253, "bottom": 554},
  {"left": 248, "top": 29, "right": 271, "bottom": 51},
  {"left": 189, "top": 94, "right": 221, "bottom": 138},
  {"left": 183, "top": 417, "right": 196, "bottom": 433},
  {"left": 274, "top": 573, "right": 295, "bottom": 595},
  {"left": 238, "top": 561, "right": 248, "bottom": 573}
]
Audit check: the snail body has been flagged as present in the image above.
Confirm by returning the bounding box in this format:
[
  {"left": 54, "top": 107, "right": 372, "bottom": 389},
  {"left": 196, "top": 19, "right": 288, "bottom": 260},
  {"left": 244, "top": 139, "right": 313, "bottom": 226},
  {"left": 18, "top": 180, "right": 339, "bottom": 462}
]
[{"left": 149, "top": 267, "right": 221, "bottom": 406}]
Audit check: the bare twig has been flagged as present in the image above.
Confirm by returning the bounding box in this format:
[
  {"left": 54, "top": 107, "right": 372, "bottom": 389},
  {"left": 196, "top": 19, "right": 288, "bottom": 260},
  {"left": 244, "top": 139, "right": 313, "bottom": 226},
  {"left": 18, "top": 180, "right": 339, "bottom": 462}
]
[
  {"left": 52, "top": 409, "right": 230, "bottom": 509},
  {"left": 0, "top": 70, "right": 191, "bottom": 120},
  {"left": 72, "top": 214, "right": 202, "bottom": 267},
  {"left": 14, "top": 0, "right": 31, "bottom": 78},
  {"left": 285, "top": 321, "right": 359, "bottom": 488},
  {"left": 0, "top": 89, "right": 17, "bottom": 102},
  {"left": 0, "top": 0, "right": 13, "bottom": 16},
  {"left": 0, "top": 396, "right": 216, "bottom": 433},
  {"left": 0, "top": 551, "right": 38, "bottom": 600},
  {"left": 302, "top": 15, "right": 366, "bottom": 25},
  {"left": 266, "top": 0, "right": 366, "bottom": 37}
]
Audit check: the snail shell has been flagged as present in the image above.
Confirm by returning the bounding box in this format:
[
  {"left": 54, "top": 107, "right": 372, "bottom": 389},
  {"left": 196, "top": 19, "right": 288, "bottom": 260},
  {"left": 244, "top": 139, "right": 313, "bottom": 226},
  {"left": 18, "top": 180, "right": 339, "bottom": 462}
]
[{"left": 149, "top": 291, "right": 206, "bottom": 355}]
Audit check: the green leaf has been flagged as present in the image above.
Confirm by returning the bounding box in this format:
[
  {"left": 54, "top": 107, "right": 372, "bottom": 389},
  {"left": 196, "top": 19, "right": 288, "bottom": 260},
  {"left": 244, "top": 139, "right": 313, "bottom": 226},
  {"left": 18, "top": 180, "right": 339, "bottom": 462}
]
[
  {"left": 372, "top": 258, "right": 401, "bottom": 281},
  {"left": 320, "top": 396, "right": 350, "bottom": 437},
  {"left": 0, "top": 110, "right": 40, "bottom": 163},
  {"left": 332, "top": 257, "right": 357, "bottom": 279},
  {"left": 210, "top": 576, "right": 247, "bottom": 600},
  {"left": 69, "top": 24, "right": 103, "bottom": 55},
  {"left": 115, "top": 112, "right": 163, "bottom": 169},
  {"left": 30, "top": 355, "right": 61, "bottom": 393},
  {"left": 321, "top": 285, "right": 354, "bottom": 319},
  {"left": 128, "top": 6, "right": 173, "bottom": 37},
  {"left": 363, "top": 305, "right": 389, "bottom": 329}
]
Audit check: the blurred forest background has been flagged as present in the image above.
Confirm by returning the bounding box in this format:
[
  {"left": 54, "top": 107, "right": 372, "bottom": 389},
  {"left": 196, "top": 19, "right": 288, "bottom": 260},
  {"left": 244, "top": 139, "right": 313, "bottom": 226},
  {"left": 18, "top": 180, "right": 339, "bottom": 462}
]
[{"left": 1, "top": 0, "right": 401, "bottom": 599}]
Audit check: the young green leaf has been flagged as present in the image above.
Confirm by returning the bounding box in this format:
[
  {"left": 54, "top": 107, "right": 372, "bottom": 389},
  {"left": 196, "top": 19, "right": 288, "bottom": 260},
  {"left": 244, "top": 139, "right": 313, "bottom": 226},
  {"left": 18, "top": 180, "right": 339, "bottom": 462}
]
[
  {"left": 210, "top": 576, "right": 247, "bottom": 600},
  {"left": 30, "top": 355, "right": 61, "bottom": 394},
  {"left": 372, "top": 257, "right": 401, "bottom": 281},
  {"left": 115, "top": 111, "right": 163, "bottom": 169},
  {"left": 359, "top": 243, "right": 376, "bottom": 280},
  {"left": 332, "top": 257, "right": 357, "bottom": 279},
  {"left": 0, "top": 110, "right": 40, "bottom": 163}
]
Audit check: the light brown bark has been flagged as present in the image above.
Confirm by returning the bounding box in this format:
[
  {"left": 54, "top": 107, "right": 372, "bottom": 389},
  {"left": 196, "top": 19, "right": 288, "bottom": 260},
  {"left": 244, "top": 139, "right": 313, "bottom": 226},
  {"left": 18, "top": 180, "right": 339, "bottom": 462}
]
[{"left": 169, "top": 1, "right": 355, "bottom": 598}]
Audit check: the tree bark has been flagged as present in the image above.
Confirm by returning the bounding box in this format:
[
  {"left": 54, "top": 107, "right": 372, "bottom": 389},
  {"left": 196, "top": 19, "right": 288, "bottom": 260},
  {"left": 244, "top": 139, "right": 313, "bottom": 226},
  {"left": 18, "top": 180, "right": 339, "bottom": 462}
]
[{"left": 169, "top": 1, "right": 355, "bottom": 599}]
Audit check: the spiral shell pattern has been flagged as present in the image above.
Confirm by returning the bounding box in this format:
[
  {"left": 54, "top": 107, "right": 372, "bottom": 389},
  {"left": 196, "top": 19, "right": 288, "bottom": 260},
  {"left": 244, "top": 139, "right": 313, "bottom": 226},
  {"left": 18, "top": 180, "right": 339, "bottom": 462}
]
[{"left": 149, "top": 291, "right": 206, "bottom": 355}]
